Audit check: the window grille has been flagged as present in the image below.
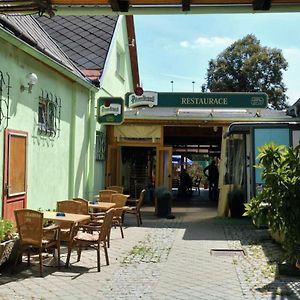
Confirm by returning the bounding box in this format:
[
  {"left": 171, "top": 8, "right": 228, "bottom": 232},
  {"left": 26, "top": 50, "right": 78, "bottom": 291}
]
[
  {"left": 0, "top": 70, "right": 11, "bottom": 129},
  {"left": 38, "top": 90, "right": 61, "bottom": 137},
  {"left": 95, "top": 131, "right": 106, "bottom": 161}
]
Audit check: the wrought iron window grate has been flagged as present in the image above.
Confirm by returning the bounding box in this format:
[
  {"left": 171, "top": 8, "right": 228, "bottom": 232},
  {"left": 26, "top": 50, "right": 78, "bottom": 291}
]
[
  {"left": 95, "top": 131, "right": 106, "bottom": 161},
  {"left": 38, "top": 90, "right": 61, "bottom": 137},
  {"left": 0, "top": 70, "right": 11, "bottom": 129}
]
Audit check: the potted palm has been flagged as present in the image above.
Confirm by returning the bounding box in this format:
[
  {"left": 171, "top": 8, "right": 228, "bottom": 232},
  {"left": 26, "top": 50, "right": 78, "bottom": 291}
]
[
  {"left": 0, "top": 219, "right": 16, "bottom": 267},
  {"left": 244, "top": 143, "right": 300, "bottom": 275}
]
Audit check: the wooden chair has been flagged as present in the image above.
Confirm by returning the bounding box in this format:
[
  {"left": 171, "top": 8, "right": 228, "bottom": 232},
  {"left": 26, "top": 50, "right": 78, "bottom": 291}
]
[
  {"left": 72, "top": 198, "right": 89, "bottom": 215},
  {"left": 123, "top": 189, "right": 146, "bottom": 227},
  {"left": 110, "top": 194, "right": 129, "bottom": 240},
  {"left": 14, "top": 209, "right": 61, "bottom": 277},
  {"left": 107, "top": 186, "right": 124, "bottom": 193},
  {"left": 56, "top": 200, "right": 82, "bottom": 242},
  {"left": 66, "top": 208, "right": 115, "bottom": 272},
  {"left": 98, "top": 190, "right": 118, "bottom": 202}
]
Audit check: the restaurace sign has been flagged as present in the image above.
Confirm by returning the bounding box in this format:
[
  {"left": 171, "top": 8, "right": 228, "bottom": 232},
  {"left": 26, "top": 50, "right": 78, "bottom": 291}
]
[{"left": 125, "top": 92, "right": 268, "bottom": 109}]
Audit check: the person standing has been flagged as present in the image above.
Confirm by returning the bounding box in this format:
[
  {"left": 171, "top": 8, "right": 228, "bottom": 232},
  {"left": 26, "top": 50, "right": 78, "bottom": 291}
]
[{"left": 203, "top": 160, "right": 219, "bottom": 201}]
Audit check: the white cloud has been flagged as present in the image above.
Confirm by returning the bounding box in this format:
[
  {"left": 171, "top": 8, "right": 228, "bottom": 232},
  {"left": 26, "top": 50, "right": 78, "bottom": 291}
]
[
  {"left": 180, "top": 36, "right": 234, "bottom": 49},
  {"left": 179, "top": 41, "right": 190, "bottom": 48}
]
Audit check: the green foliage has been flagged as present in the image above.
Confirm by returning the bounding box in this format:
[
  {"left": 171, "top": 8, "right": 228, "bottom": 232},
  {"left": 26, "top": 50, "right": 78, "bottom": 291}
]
[
  {"left": 204, "top": 34, "right": 288, "bottom": 110},
  {"left": 0, "top": 219, "right": 15, "bottom": 242},
  {"left": 244, "top": 143, "right": 300, "bottom": 264}
]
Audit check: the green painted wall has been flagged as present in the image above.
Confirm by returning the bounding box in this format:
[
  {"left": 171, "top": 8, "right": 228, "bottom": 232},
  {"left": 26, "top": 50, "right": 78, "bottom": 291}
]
[
  {"left": 93, "top": 16, "right": 134, "bottom": 195},
  {"left": 0, "top": 36, "right": 94, "bottom": 214}
]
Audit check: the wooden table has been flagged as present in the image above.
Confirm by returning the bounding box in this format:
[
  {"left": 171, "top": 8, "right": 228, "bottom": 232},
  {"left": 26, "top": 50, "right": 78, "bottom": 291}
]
[
  {"left": 42, "top": 212, "right": 91, "bottom": 267},
  {"left": 88, "top": 202, "right": 116, "bottom": 212},
  {"left": 43, "top": 211, "right": 90, "bottom": 224}
]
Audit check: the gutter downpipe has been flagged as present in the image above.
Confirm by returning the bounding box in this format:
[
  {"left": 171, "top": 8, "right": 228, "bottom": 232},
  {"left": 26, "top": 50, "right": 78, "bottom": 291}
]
[
  {"left": 87, "top": 90, "right": 96, "bottom": 201},
  {"left": 55, "top": 5, "right": 300, "bottom": 16},
  {"left": 68, "top": 83, "right": 77, "bottom": 198}
]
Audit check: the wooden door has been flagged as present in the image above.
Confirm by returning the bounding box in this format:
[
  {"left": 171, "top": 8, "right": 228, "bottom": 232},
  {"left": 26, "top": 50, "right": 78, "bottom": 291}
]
[
  {"left": 105, "top": 145, "right": 121, "bottom": 187},
  {"left": 156, "top": 146, "right": 172, "bottom": 190},
  {"left": 3, "top": 129, "right": 28, "bottom": 221}
]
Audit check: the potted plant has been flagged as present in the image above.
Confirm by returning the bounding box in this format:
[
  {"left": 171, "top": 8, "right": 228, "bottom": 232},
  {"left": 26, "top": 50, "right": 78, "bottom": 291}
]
[
  {"left": 244, "top": 143, "right": 300, "bottom": 274},
  {"left": 0, "top": 219, "right": 17, "bottom": 267}
]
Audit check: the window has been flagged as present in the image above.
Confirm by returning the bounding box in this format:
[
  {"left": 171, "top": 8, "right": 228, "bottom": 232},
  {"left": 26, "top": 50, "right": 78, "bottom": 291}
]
[
  {"left": 116, "top": 45, "right": 125, "bottom": 80},
  {"left": 38, "top": 92, "right": 61, "bottom": 137},
  {"left": 95, "top": 131, "right": 106, "bottom": 161}
]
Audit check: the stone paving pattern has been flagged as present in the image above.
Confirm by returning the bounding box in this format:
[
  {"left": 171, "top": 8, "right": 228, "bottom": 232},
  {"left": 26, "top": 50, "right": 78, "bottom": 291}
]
[{"left": 0, "top": 199, "right": 299, "bottom": 300}]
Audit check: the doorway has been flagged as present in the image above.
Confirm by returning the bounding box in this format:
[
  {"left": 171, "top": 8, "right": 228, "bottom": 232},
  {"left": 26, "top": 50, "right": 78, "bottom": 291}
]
[
  {"left": 164, "top": 125, "right": 222, "bottom": 204},
  {"left": 3, "top": 129, "right": 28, "bottom": 221}
]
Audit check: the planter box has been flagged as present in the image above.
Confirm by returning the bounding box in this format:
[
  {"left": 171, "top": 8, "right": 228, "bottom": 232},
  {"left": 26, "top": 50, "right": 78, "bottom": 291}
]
[{"left": 0, "top": 238, "right": 18, "bottom": 267}]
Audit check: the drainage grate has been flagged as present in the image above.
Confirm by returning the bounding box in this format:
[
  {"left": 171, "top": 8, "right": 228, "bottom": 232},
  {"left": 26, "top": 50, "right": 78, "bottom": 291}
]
[{"left": 210, "top": 249, "right": 245, "bottom": 257}]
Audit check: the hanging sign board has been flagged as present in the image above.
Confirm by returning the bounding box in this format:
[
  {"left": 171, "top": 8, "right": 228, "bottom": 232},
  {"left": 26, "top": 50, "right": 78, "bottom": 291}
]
[
  {"left": 97, "top": 97, "right": 124, "bottom": 124},
  {"left": 125, "top": 92, "right": 268, "bottom": 109}
]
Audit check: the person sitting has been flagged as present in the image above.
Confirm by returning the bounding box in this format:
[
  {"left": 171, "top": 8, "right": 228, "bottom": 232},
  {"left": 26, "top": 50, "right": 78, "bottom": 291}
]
[{"left": 179, "top": 168, "right": 192, "bottom": 198}]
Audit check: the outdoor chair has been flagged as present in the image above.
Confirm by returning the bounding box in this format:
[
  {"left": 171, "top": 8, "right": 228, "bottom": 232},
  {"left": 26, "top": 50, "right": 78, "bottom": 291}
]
[
  {"left": 56, "top": 200, "right": 82, "bottom": 242},
  {"left": 14, "top": 209, "right": 61, "bottom": 277},
  {"left": 123, "top": 189, "right": 146, "bottom": 226},
  {"left": 98, "top": 190, "right": 118, "bottom": 202},
  {"left": 109, "top": 194, "right": 128, "bottom": 243},
  {"left": 72, "top": 198, "right": 89, "bottom": 215},
  {"left": 65, "top": 208, "right": 115, "bottom": 272},
  {"left": 107, "top": 186, "right": 124, "bottom": 193}
]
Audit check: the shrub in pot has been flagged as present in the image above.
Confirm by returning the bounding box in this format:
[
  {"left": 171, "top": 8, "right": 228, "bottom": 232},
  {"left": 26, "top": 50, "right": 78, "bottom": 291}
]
[{"left": 244, "top": 143, "right": 300, "bottom": 269}]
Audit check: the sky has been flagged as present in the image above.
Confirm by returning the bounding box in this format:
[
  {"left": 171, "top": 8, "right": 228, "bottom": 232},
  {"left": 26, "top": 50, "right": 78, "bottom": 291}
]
[{"left": 134, "top": 13, "right": 300, "bottom": 105}]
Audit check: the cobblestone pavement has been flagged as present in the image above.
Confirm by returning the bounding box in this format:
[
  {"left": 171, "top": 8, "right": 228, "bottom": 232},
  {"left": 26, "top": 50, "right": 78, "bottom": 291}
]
[{"left": 0, "top": 197, "right": 299, "bottom": 300}]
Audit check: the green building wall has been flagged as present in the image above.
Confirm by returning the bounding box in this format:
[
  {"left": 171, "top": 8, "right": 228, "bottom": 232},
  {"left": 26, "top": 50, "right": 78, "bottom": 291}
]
[
  {"left": 93, "top": 16, "right": 134, "bottom": 194},
  {"left": 0, "top": 34, "right": 96, "bottom": 213}
]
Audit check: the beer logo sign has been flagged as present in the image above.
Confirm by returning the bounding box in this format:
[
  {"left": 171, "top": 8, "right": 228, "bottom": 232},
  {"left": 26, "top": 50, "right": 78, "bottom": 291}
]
[
  {"left": 99, "top": 103, "right": 122, "bottom": 117},
  {"left": 128, "top": 91, "right": 158, "bottom": 108},
  {"left": 251, "top": 96, "right": 265, "bottom": 106}
]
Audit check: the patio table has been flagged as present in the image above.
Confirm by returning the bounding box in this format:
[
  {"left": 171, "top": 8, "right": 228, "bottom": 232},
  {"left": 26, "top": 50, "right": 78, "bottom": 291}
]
[
  {"left": 42, "top": 212, "right": 90, "bottom": 267},
  {"left": 88, "top": 201, "right": 116, "bottom": 211}
]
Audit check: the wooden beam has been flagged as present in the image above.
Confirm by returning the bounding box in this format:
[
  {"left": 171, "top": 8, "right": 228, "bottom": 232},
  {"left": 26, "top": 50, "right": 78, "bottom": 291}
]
[
  {"left": 109, "top": 0, "right": 129, "bottom": 12},
  {"left": 182, "top": 0, "right": 190, "bottom": 11},
  {"left": 252, "top": 0, "right": 272, "bottom": 10}
]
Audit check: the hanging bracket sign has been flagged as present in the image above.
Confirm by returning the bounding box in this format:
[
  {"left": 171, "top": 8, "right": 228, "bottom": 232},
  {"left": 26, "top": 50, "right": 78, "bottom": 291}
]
[{"left": 97, "top": 97, "right": 124, "bottom": 124}]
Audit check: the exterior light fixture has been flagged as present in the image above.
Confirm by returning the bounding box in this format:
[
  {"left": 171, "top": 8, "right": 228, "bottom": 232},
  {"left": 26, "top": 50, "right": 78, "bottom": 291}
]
[{"left": 20, "top": 73, "right": 38, "bottom": 93}]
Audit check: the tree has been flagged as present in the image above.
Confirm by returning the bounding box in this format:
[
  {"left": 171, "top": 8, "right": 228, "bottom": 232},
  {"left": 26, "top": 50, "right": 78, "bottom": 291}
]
[{"left": 204, "top": 34, "right": 288, "bottom": 110}]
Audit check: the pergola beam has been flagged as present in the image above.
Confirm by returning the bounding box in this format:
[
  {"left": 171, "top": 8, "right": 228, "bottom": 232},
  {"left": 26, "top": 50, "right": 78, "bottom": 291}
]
[
  {"left": 182, "top": 0, "right": 190, "bottom": 11},
  {"left": 109, "top": 0, "right": 129, "bottom": 12},
  {"left": 253, "top": 0, "right": 272, "bottom": 10}
]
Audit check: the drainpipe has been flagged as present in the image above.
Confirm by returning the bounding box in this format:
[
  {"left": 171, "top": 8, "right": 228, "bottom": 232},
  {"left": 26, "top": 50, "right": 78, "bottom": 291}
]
[
  {"left": 68, "top": 83, "right": 77, "bottom": 198},
  {"left": 87, "top": 90, "right": 96, "bottom": 200}
]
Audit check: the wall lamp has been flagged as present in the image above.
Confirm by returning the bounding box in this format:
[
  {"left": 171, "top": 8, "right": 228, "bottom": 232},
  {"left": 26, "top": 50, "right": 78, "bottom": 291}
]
[{"left": 20, "top": 73, "right": 38, "bottom": 93}]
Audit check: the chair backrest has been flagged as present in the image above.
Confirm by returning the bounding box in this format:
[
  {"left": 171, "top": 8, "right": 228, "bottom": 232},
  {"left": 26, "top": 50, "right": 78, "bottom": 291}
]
[
  {"left": 110, "top": 193, "right": 128, "bottom": 208},
  {"left": 14, "top": 209, "right": 43, "bottom": 247},
  {"left": 99, "top": 208, "right": 115, "bottom": 241},
  {"left": 136, "top": 189, "right": 146, "bottom": 211},
  {"left": 98, "top": 190, "right": 118, "bottom": 202},
  {"left": 57, "top": 200, "right": 82, "bottom": 214},
  {"left": 73, "top": 198, "right": 89, "bottom": 215},
  {"left": 107, "top": 186, "right": 124, "bottom": 193}
]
